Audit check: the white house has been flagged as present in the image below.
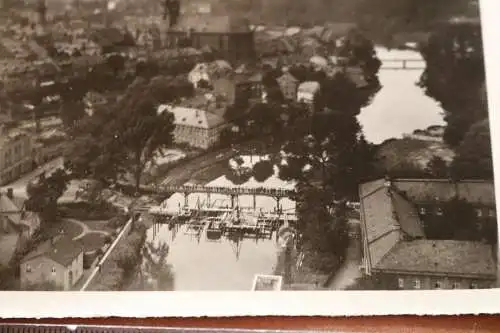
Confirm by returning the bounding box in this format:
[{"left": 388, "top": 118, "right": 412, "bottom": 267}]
[
  {"left": 297, "top": 81, "right": 321, "bottom": 105},
  {"left": 158, "top": 103, "right": 229, "bottom": 150},
  {"left": 187, "top": 60, "right": 233, "bottom": 89}
]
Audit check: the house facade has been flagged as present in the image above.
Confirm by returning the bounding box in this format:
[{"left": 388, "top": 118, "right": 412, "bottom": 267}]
[
  {"left": 359, "top": 178, "right": 497, "bottom": 290},
  {"left": 0, "top": 188, "right": 41, "bottom": 267},
  {"left": 158, "top": 104, "right": 229, "bottom": 150},
  {"left": 276, "top": 71, "right": 299, "bottom": 101},
  {"left": 20, "top": 236, "right": 84, "bottom": 290},
  {"left": 0, "top": 125, "right": 33, "bottom": 186},
  {"left": 166, "top": 14, "right": 256, "bottom": 63}
]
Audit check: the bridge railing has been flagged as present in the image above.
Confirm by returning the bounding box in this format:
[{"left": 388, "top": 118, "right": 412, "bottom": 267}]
[
  {"left": 147, "top": 184, "right": 296, "bottom": 197},
  {"left": 379, "top": 59, "right": 426, "bottom": 70}
]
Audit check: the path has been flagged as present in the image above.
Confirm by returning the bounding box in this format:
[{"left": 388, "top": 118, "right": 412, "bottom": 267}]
[
  {"left": 328, "top": 219, "right": 363, "bottom": 290},
  {"left": 64, "top": 218, "right": 110, "bottom": 241}
]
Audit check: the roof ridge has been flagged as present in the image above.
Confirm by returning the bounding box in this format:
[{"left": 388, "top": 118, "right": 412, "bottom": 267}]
[
  {"left": 359, "top": 183, "right": 386, "bottom": 200},
  {"left": 393, "top": 178, "right": 492, "bottom": 184}
]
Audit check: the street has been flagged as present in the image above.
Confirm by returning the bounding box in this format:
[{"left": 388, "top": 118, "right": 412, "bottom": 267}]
[
  {"left": 327, "top": 219, "right": 363, "bottom": 290},
  {"left": 1, "top": 157, "right": 64, "bottom": 198},
  {"left": 1, "top": 157, "right": 82, "bottom": 202}
]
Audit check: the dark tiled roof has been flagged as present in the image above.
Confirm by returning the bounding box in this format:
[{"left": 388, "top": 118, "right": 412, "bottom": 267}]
[
  {"left": 174, "top": 15, "right": 251, "bottom": 34},
  {"left": 390, "top": 190, "right": 425, "bottom": 238},
  {"left": 22, "top": 236, "right": 84, "bottom": 267},
  {"left": 392, "top": 179, "right": 495, "bottom": 206},
  {"left": 375, "top": 240, "right": 496, "bottom": 278}
]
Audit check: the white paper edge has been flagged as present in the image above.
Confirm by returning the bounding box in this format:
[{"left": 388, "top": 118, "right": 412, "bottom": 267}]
[{"left": 1, "top": 0, "right": 500, "bottom": 319}]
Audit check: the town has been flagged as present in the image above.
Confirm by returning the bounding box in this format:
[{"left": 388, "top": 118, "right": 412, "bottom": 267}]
[{"left": 0, "top": 0, "right": 495, "bottom": 291}]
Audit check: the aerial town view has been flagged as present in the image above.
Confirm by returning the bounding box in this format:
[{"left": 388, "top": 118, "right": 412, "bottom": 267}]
[{"left": 0, "top": 0, "right": 496, "bottom": 292}]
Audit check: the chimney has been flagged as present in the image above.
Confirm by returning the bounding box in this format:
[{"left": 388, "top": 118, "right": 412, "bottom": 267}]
[{"left": 6, "top": 188, "right": 13, "bottom": 199}]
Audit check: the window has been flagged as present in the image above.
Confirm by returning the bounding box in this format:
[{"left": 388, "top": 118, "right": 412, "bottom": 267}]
[
  {"left": 436, "top": 207, "right": 443, "bottom": 216},
  {"left": 476, "top": 208, "right": 483, "bottom": 217},
  {"left": 470, "top": 282, "right": 479, "bottom": 289},
  {"left": 433, "top": 280, "right": 443, "bottom": 289},
  {"left": 419, "top": 207, "right": 427, "bottom": 215},
  {"left": 489, "top": 209, "right": 496, "bottom": 218},
  {"left": 413, "top": 278, "right": 421, "bottom": 289},
  {"left": 51, "top": 267, "right": 56, "bottom": 274},
  {"left": 26, "top": 265, "right": 32, "bottom": 273},
  {"left": 452, "top": 282, "right": 461, "bottom": 289},
  {"left": 397, "top": 278, "right": 404, "bottom": 289}
]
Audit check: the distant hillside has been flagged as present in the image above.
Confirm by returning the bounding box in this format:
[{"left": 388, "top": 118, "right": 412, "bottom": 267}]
[{"left": 376, "top": 137, "right": 455, "bottom": 173}]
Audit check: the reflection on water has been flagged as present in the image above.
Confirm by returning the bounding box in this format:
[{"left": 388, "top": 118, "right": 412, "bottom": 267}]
[{"left": 144, "top": 220, "right": 280, "bottom": 291}]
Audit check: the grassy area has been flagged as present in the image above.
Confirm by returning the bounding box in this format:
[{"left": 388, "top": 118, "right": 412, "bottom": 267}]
[
  {"left": 189, "top": 160, "right": 230, "bottom": 185},
  {"left": 45, "top": 219, "right": 84, "bottom": 240},
  {"left": 80, "top": 232, "right": 107, "bottom": 252},
  {"left": 80, "top": 219, "right": 114, "bottom": 233},
  {"left": 58, "top": 201, "right": 121, "bottom": 221}
]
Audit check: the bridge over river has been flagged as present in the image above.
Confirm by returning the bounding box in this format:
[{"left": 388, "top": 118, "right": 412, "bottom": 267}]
[{"left": 141, "top": 184, "right": 296, "bottom": 210}]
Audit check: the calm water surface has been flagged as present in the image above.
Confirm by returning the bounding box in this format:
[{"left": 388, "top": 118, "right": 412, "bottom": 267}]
[
  {"left": 358, "top": 47, "right": 445, "bottom": 144},
  {"left": 146, "top": 223, "right": 279, "bottom": 290}
]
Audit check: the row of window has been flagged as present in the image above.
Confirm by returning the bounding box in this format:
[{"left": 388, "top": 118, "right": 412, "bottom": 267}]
[
  {"left": 26, "top": 265, "right": 56, "bottom": 274},
  {"left": 418, "top": 206, "right": 496, "bottom": 218},
  {"left": 398, "top": 277, "right": 479, "bottom": 290}
]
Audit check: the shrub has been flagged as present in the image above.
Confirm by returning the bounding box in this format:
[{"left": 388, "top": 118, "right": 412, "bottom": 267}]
[
  {"left": 107, "top": 214, "right": 129, "bottom": 229},
  {"left": 252, "top": 160, "right": 274, "bottom": 182}
]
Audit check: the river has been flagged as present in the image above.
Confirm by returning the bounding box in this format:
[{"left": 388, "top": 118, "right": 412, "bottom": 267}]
[
  {"left": 136, "top": 47, "right": 446, "bottom": 291},
  {"left": 358, "top": 47, "right": 445, "bottom": 144}
]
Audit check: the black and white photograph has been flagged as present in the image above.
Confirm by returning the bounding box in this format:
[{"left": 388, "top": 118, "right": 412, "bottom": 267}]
[{"left": 0, "top": 0, "right": 497, "bottom": 304}]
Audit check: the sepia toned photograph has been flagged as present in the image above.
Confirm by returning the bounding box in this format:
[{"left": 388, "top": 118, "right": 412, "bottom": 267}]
[{"left": 0, "top": 0, "right": 496, "bottom": 296}]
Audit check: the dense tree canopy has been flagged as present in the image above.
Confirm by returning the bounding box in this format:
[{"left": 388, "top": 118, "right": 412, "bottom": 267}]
[
  {"left": 65, "top": 76, "right": 180, "bottom": 192},
  {"left": 450, "top": 119, "right": 493, "bottom": 180},
  {"left": 419, "top": 20, "right": 486, "bottom": 147},
  {"left": 25, "top": 168, "right": 70, "bottom": 224}
]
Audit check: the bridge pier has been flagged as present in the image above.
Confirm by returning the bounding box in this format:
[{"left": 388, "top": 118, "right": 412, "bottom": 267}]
[
  {"left": 274, "top": 197, "right": 281, "bottom": 214},
  {"left": 230, "top": 194, "right": 238, "bottom": 209},
  {"left": 253, "top": 194, "right": 256, "bottom": 211}
]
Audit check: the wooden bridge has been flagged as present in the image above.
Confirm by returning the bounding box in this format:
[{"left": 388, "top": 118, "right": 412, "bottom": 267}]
[
  {"left": 144, "top": 184, "right": 296, "bottom": 198},
  {"left": 379, "top": 59, "right": 426, "bottom": 70}
]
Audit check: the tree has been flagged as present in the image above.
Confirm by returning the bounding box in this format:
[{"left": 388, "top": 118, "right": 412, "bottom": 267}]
[
  {"left": 425, "top": 155, "right": 449, "bottom": 178},
  {"left": 450, "top": 119, "right": 493, "bottom": 180},
  {"left": 252, "top": 160, "right": 274, "bottom": 182},
  {"left": 110, "top": 78, "right": 176, "bottom": 192},
  {"left": 423, "top": 197, "right": 478, "bottom": 240},
  {"left": 419, "top": 20, "right": 486, "bottom": 147},
  {"left": 141, "top": 241, "right": 174, "bottom": 290},
  {"left": 65, "top": 77, "right": 177, "bottom": 193},
  {"left": 25, "top": 168, "right": 69, "bottom": 224}
]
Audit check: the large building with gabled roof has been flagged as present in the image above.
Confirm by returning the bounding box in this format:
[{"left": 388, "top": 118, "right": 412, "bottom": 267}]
[
  {"left": 359, "top": 177, "right": 497, "bottom": 290},
  {"left": 20, "top": 235, "right": 84, "bottom": 290}
]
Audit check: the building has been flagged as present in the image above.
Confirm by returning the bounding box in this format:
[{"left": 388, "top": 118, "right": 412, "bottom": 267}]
[
  {"left": 276, "top": 71, "right": 299, "bottom": 101},
  {"left": 297, "top": 81, "right": 321, "bottom": 112},
  {"left": 158, "top": 98, "right": 229, "bottom": 149},
  {"left": 187, "top": 60, "right": 233, "bottom": 89},
  {"left": 166, "top": 13, "right": 256, "bottom": 63},
  {"left": 0, "top": 189, "right": 41, "bottom": 267},
  {"left": 359, "top": 178, "right": 497, "bottom": 290},
  {"left": 0, "top": 124, "right": 34, "bottom": 186},
  {"left": 20, "top": 236, "right": 84, "bottom": 291}
]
